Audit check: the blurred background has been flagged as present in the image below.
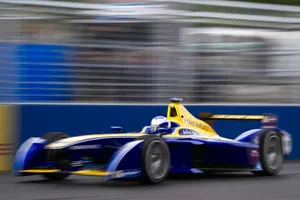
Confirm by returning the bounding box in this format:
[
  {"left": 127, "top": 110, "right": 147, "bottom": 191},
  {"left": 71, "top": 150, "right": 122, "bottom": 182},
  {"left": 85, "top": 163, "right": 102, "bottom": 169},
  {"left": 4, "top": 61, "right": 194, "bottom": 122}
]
[{"left": 1, "top": 0, "right": 300, "bottom": 104}]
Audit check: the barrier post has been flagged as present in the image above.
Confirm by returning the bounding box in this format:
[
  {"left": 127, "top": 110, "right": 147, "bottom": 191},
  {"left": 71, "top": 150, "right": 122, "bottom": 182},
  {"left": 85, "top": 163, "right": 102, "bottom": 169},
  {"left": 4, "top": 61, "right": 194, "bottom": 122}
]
[{"left": 0, "top": 105, "right": 18, "bottom": 171}]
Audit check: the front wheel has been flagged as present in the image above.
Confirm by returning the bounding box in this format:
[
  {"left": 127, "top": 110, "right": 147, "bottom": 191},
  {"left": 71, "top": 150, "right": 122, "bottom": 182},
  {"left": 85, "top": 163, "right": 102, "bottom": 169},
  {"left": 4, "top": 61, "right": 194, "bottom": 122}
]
[
  {"left": 42, "top": 132, "right": 71, "bottom": 181},
  {"left": 252, "top": 130, "right": 284, "bottom": 176},
  {"left": 138, "top": 135, "right": 170, "bottom": 184}
]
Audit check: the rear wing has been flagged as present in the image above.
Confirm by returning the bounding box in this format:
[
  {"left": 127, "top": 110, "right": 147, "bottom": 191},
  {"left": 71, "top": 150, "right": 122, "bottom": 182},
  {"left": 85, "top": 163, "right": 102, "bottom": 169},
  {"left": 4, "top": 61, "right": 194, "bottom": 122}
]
[{"left": 199, "top": 113, "right": 278, "bottom": 129}]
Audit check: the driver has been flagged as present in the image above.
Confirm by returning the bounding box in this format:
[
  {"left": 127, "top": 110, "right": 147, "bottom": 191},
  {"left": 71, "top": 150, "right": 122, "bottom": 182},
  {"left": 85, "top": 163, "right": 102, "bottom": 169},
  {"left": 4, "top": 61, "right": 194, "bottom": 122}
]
[{"left": 150, "top": 116, "right": 171, "bottom": 133}]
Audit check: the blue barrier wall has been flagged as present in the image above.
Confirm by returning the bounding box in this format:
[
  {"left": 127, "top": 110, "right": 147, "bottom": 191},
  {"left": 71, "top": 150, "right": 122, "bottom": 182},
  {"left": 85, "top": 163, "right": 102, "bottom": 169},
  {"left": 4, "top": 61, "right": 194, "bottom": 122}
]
[
  {"left": 0, "top": 43, "right": 19, "bottom": 102},
  {"left": 19, "top": 105, "right": 299, "bottom": 159},
  {"left": 17, "top": 44, "right": 73, "bottom": 102}
]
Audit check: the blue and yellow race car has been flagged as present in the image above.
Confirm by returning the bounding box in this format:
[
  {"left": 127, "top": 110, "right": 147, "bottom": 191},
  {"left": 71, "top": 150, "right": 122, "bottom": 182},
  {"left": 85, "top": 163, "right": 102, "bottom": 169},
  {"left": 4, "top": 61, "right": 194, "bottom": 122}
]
[{"left": 13, "top": 98, "right": 292, "bottom": 184}]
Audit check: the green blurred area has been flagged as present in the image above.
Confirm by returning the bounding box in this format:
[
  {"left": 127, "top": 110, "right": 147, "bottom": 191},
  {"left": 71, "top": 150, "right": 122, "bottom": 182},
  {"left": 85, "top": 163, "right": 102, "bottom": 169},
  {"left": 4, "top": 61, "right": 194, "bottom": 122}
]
[
  {"left": 175, "top": 0, "right": 300, "bottom": 30},
  {"left": 4, "top": 0, "right": 300, "bottom": 30},
  {"left": 232, "top": 0, "right": 300, "bottom": 5},
  {"left": 61, "top": 0, "right": 300, "bottom": 5},
  {"left": 23, "top": 0, "right": 300, "bottom": 6}
]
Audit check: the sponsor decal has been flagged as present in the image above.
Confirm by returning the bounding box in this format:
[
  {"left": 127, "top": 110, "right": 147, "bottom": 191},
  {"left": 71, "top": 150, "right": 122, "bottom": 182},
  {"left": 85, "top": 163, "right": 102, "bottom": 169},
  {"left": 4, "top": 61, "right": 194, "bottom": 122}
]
[
  {"left": 71, "top": 160, "right": 84, "bottom": 167},
  {"left": 180, "top": 129, "right": 194, "bottom": 135},
  {"left": 251, "top": 150, "right": 259, "bottom": 157},
  {"left": 184, "top": 118, "right": 210, "bottom": 130},
  {"left": 261, "top": 114, "right": 278, "bottom": 128},
  {"left": 69, "top": 144, "right": 102, "bottom": 150},
  {"left": 114, "top": 170, "right": 140, "bottom": 178}
]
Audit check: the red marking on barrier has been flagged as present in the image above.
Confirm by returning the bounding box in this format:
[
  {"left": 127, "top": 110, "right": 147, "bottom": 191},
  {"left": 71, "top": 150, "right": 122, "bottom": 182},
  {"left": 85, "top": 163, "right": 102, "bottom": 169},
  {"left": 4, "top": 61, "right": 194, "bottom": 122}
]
[
  {"left": 0, "top": 143, "right": 15, "bottom": 147},
  {"left": 0, "top": 152, "right": 13, "bottom": 155},
  {"left": 0, "top": 143, "right": 14, "bottom": 156},
  {"left": 0, "top": 147, "right": 14, "bottom": 151}
]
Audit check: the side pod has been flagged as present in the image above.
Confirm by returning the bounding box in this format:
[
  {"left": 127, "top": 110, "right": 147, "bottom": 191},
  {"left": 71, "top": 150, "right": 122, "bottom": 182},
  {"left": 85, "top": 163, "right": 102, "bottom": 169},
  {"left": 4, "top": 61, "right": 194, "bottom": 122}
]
[{"left": 13, "top": 137, "right": 47, "bottom": 176}]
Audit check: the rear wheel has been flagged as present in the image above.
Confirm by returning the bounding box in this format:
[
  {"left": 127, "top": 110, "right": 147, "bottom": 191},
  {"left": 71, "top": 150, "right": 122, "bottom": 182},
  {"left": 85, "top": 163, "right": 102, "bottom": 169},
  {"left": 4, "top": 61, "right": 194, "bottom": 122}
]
[
  {"left": 138, "top": 135, "right": 170, "bottom": 184},
  {"left": 252, "top": 130, "right": 284, "bottom": 176},
  {"left": 42, "top": 132, "right": 71, "bottom": 181}
]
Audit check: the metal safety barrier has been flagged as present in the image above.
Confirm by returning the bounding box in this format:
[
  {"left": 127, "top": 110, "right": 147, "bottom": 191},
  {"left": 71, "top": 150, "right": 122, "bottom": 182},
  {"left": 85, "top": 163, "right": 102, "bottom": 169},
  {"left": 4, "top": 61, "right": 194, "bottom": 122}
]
[{"left": 0, "top": 1, "right": 300, "bottom": 103}]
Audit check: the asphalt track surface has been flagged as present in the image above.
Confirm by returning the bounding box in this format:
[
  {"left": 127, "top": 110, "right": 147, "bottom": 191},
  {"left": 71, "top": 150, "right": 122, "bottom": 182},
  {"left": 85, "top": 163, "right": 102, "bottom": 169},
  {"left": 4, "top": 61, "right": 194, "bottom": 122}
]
[{"left": 1, "top": 161, "right": 300, "bottom": 200}]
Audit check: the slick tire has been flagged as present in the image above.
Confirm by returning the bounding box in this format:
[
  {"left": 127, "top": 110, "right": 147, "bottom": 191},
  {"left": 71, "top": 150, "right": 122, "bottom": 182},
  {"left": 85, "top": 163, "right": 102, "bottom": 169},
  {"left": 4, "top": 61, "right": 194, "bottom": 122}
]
[
  {"left": 42, "top": 132, "right": 71, "bottom": 181},
  {"left": 138, "top": 135, "right": 170, "bottom": 184},
  {"left": 252, "top": 130, "right": 284, "bottom": 176},
  {"left": 42, "top": 132, "right": 70, "bottom": 145}
]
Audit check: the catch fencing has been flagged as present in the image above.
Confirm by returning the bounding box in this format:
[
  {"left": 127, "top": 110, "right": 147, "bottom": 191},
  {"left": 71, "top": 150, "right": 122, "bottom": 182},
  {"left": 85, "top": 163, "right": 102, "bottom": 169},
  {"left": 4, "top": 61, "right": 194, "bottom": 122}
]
[{"left": 1, "top": 1, "right": 300, "bottom": 103}]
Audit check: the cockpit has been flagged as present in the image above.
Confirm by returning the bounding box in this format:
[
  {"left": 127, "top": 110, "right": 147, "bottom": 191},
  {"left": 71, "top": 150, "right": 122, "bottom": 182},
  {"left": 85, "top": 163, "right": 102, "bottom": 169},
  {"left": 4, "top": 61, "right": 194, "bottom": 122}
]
[
  {"left": 141, "top": 121, "right": 180, "bottom": 134},
  {"left": 170, "top": 106, "right": 178, "bottom": 117}
]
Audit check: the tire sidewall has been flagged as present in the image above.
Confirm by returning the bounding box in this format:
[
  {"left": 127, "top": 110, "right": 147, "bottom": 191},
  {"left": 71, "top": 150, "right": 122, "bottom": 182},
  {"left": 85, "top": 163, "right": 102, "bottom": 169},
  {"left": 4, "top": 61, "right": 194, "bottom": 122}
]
[
  {"left": 140, "top": 135, "right": 170, "bottom": 184},
  {"left": 42, "top": 132, "right": 70, "bottom": 180},
  {"left": 259, "top": 130, "right": 284, "bottom": 175},
  {"left": 42, "top": 132, "right": 70, "bottom": 145}
]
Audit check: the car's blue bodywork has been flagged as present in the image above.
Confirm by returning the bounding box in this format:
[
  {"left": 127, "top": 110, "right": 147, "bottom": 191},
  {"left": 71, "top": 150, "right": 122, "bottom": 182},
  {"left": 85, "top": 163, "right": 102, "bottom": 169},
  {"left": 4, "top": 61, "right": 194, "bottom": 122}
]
[
  {"left": 13, "top": 128, "right": 292, "bottom": 180},
  {"left": 13, "top": 98, "right": 293, "bottom": 180}
]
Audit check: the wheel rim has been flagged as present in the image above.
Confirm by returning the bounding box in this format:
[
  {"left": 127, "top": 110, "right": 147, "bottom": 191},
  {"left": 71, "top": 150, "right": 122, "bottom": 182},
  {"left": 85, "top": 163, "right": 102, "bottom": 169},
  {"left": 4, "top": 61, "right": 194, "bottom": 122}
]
[
  {"left": 145, "top": 140, "right": 169, "bottom": 180},
  {"left": 265, "top": 134, "right": 283, "bottom": 170}
]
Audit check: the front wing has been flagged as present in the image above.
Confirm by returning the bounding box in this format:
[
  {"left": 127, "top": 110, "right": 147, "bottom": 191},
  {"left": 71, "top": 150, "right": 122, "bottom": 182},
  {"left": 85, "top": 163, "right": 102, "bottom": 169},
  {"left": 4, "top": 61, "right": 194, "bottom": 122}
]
[{"left": 13, "top": 137, "right": 145, "bottom": 180}]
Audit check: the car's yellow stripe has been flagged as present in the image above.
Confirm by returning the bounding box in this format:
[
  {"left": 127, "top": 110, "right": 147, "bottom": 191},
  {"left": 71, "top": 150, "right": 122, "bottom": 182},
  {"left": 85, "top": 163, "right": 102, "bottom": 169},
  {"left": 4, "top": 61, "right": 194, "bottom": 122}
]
[
  {"left": 46, "top": 133, "right": 145, "bottom": 149},
  {"left": 71, "top": 170, "right": 111, "bottom": 176},
  {"left": 19, "top": 169, "right": 111, "bottom": 176},
  {"left": 20, "top": 169, "right": 61, "bottom": 173}
]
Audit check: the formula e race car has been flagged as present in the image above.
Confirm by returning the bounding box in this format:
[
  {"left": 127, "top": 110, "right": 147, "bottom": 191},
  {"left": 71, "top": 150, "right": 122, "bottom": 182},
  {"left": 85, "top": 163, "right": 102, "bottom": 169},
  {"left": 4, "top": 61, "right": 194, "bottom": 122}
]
[{"left": 13, "top": 98, "right": 292, "bottom": 184}]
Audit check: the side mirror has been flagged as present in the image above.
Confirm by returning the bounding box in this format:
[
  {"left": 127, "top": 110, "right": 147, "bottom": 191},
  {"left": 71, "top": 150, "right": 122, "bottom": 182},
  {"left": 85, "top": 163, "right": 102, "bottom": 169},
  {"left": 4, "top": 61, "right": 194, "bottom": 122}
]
[
  {"left": 111, "top": 126, "right": 123, "bottom": 133},
  {"left": 157, "top": 128, "right": 173, "bottom": 137}
]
